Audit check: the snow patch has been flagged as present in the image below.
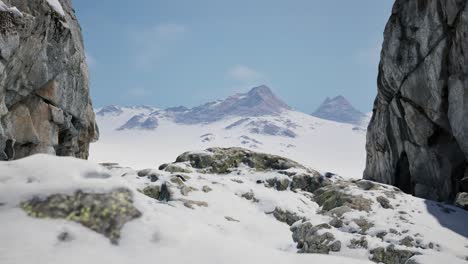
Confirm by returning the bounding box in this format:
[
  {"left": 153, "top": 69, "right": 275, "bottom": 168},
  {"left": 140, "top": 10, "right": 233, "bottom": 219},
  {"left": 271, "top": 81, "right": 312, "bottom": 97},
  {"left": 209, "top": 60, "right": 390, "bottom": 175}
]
[
  {"left": 46, "top": 0, "right": 65, "bottom": 16},
  {"left": 0, "top": 0, "right": 23, "bottom": 17}
]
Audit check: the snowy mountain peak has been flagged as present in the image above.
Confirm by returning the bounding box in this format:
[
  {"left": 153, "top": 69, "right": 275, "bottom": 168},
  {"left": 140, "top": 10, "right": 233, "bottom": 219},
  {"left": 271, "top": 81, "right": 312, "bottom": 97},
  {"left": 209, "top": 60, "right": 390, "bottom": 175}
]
[
  {"left": 96, "top": 105, "right": 123, "bottom": 116},
  {"left": 172, "top": 85, "right": 290, "bottom": 124},
  {"left": 312, "top": 96, "right": 367, "bottom": 125}
]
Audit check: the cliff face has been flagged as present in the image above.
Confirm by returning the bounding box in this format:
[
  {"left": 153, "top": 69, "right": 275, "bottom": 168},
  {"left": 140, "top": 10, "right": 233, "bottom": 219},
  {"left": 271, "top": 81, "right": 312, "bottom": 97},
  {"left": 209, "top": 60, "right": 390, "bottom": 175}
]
[
  {"left": 0, "top": 0, "right": 98, "bottom": 160},
  {"left": 365, "top": 0, "right": 468, "bottom": 202}
]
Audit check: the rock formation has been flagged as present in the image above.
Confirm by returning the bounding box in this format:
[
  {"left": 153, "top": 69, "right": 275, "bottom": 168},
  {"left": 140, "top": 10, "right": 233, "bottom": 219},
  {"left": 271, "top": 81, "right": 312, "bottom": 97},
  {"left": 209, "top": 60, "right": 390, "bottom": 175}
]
[
  {"left": 0, "top": 0, "right": 98, "bottom": 160},
  {"left": 364, "top": 0, "right": 468, "bottom": 202}
]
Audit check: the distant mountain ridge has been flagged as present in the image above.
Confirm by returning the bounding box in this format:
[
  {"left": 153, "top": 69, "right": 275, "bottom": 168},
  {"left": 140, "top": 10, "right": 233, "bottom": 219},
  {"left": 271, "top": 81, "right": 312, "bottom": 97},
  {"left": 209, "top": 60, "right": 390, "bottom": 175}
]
[
  {"left": 97, "top": 85, "right": 291, "bottom": 126},
  {"left": 173, "top": 85, "right": 291, "bottom": 124},
  {"left": 311, "top": 96, "right": 367, "bottom": 125}
]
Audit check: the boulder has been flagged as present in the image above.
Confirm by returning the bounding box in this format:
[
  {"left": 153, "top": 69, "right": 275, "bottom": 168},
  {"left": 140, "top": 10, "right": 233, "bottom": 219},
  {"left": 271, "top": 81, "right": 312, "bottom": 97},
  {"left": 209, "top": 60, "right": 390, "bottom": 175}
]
[
  {"left": 174, "top": 147, "right": 304, "bottom": 174},
  {"left": 291, "top": 222, "right": 342, "bottom": 254},
  {"left": 20, "top": 188, "right": 141, "bottom": 244},
  {"left": 370, "top": 245, "right": 419, "bottom": 264},
  {"left": 364, "top": 0, "right": 468, "bottom": 203},
  {"left": 0, "top": 0, "right": 98, "bottom": 160}
]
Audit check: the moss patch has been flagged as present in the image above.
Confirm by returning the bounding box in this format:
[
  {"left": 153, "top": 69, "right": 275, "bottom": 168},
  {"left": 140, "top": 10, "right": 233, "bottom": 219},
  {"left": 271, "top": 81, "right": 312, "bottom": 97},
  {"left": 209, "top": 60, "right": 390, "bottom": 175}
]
[{"left": 20, "top": 188, "right": 141, "bottom": 244}]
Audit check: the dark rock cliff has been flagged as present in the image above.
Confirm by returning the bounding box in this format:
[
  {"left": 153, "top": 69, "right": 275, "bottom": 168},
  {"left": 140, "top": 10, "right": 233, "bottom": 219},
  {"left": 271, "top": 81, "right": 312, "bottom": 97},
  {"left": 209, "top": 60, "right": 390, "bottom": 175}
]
[
  {"left": 0, "top": 0, "right": 98, "bottom": 160},
  {"left": 364, "top": 0, "right": 468, "bottom": 202}
]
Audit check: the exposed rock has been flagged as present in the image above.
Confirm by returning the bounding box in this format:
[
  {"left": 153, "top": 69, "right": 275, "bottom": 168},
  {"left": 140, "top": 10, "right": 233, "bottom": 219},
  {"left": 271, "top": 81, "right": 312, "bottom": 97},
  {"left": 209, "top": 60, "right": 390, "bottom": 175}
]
[
  {"left": 314, "top": 185, "right": 373, "bottom": 212},
  {"left": 377, "top": 196, "right": 393, "bottom": 209},
  {"left": 180, "top": 185, "right": 197, "bottom": 196},
  {"left": 290, "top": 173, "right": 331, "bottom": 193},
  {"left": 353, "top": 217, "right": 374, "bottom": 234},
  {"left": 356, "top": 180, "right": 380, "bottom": 191},
  {"left": 364, "top": 0, "right": 468, "bottom": 203},
  {"left": 271, "top": 207, "right": 303, "bottom": 226},
  {"left": 348, "top": 236, "right": 369, "bottom": 249},
  {"left": 455, "top": 192, "right": 468, "bottom": 210},
  {"left": 20, "top": 188, "right": 141, "bottom": 244},
  {"left": 179, "top": 199, "right": 208, "bottom": 209},
  {"left": 225, "top": 216, "right": 240, "bottom": 222},
  {"left": 202, "top": 185, "right": 212, "bottom": 193},
  {"left": 265, "top": 177, "right": 290, "bottom": 191},
  {"left": 174, "top": 147, "right": 304, "bottom": 174},
  {"left": 140, "top": 184, "right": 173, "bottom": 202},
  {"left": 0, "top": 0, "right": 98, "bottom": 160},
  {"left": 325, "top": 205, "right": 352, "bottom": 218},
  {"left": 241, "top": 191, "right": 259, "bottom": 203},
  {"left": 163, "top": 164, "right": 193, "bottom": 174},
  {"left": 291, "top": 222, "right": 342, "bottom": 254},
  {"left": 399, "top": 236, "right": 415, "bottom": 248},
  {"left": 370, "top": 245, "right": 419, "bottom": 264}
]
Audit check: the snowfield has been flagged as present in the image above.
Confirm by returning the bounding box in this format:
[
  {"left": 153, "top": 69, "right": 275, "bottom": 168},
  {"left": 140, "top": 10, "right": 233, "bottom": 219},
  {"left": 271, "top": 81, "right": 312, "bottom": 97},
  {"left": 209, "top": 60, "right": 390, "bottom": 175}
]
[
  {"left": 0, "top": 153, "right": 467, "bottom": 264},
  {"left": 90, "top": 107, "right": 367, "bottom": 179}
]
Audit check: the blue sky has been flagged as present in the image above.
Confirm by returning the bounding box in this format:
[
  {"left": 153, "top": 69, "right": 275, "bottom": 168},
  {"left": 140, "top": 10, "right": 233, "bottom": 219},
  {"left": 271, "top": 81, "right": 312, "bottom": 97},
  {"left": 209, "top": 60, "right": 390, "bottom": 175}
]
[{"left": 74, "top": 0, "right": 394, "bottom": 112}]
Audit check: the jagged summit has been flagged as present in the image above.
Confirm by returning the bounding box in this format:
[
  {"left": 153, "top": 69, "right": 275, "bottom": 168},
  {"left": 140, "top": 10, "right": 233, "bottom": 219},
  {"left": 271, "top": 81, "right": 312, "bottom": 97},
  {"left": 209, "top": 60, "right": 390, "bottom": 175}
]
[
  {"left": 311, "top": 96, "right": 366, "bottom": 125},
  {"left": 173, "top": 85, "right": 291, "bottom": 124}
]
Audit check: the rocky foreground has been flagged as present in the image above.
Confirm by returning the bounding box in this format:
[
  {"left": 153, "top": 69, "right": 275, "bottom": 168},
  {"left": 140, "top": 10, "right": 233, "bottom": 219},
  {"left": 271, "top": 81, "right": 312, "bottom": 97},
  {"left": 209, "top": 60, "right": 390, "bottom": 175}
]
[{"left": 0, "top": 148, "right": 467, "bottom": 264}]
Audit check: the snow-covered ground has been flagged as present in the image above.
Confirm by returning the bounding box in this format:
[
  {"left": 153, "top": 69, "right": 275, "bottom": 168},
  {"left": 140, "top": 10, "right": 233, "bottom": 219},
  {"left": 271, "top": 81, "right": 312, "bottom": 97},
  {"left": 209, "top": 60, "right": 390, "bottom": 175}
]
[
  {"left": 0, "top": 154, "right": 467, "bottom": 264},
  {"left": 90, "top": 107, "right": 367, "bottom": 178}
]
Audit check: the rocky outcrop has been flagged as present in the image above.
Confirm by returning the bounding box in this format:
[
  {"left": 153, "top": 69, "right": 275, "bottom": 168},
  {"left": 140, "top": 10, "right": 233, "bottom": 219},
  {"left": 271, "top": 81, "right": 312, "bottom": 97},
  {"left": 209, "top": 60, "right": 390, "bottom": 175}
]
[
  {"left": 365, "top": 0, "right": 468, "bottom": 203},
  {"left": 174, "top": 147, "right": 305, "bottom": 174},
  {"left": 0, "top": 0, "right": 98, "bottom": 160}
]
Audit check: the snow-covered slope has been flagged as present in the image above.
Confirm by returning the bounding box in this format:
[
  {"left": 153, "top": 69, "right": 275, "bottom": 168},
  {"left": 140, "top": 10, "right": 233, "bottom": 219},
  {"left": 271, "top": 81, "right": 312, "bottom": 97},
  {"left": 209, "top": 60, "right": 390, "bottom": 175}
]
[
  {"left": 91, "top": 107, "right": 366, "bottom": 178},
  {"left": 91, "top": 87, "right": 367, "bottom": 178},
  {"left": 1, "top": 152, "right": 467, "bottom": 264}
]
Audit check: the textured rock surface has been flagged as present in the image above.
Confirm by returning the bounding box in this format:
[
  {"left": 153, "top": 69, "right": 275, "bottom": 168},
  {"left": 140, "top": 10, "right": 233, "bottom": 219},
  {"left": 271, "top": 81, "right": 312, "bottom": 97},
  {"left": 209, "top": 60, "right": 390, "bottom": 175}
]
[
  {"left": 365, "top": 0, "right": 468, "bottom": 202},
  {"left": 20, "top": 188, "right": 141, "bottom": 244},
  {"left": 0, "top": 0, "right": 98, "bottom": 160},
  {"left": 174, "top": 147, "right": 305, "bottom": 174}
]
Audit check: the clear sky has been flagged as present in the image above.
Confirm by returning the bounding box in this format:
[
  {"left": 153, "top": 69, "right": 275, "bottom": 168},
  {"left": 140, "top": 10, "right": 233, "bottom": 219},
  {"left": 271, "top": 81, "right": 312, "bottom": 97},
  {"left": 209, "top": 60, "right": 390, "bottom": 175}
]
[{"left": 74, "top": 0, "right": 394, "bottom": 113}]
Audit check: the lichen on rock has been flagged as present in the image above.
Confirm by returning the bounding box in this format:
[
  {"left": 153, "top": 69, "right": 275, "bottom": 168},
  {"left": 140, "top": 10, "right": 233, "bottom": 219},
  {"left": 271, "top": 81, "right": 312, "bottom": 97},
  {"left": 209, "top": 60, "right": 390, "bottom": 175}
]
[
  {"left": 20, "top": 188, "right": 141, "bottom": 244},
  {"left": 174, "top": 147, "right": 304, "bottom": 174}
]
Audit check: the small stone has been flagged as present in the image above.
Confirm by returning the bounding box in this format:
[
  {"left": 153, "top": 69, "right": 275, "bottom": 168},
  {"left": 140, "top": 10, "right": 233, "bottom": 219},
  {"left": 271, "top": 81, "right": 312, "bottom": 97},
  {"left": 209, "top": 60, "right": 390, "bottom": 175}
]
[
  {"left": 353, "top": 217, "right": 374, "bottom": 234},
  {"left": 180, "top": 199, "right": 208, "bottom": 209},
  {"left": 455, "top": 192, "right": 468, "bottom": 210},
  {"left": 376, "top": 231, "right": 388, "bottom": 240},
  {"left": 356, "top": 180, "right": 378, "bottom": 190},
  {"left": 348, "top": 236, "right": 368, "bottom": 249},
  {"left": 57, "top": 231, "right": 74, "bottom": 242},
  {"left": 329, "top": 218, "right": 343, "bottom": 228},
  {"left": 231, "top": 179, "right": 244, "bottom": 184},
  {"left": 180, "top": 186, "right": 197, "bottom": 196},
  {"left": 271, "top": 208, "right": 302, "bottom": 226},
  {"left": 377, "top": 196, "right": 393, "bottom": 209},
  {"left": 163, "top": 164, "right": 193, "bottom": 174},
  {"left": 225, "top": 216, "right": 240, "bottom": 222},
  {"left": 202, "top": 185, "right": 212, "bottom": 193},
  {"left": 330, "top": 240, "right": 342, "bottom": 252},
  {"left": 400, "top": 236, "right": 415, "bottom": 247},
  {"left": 137, "top": 169, "right": 153, "bottom": 177},
  {"left": 149, "top": 174, "right": 159, "bottom": 182},
  {"left": 141, "top": 185, "right": 161, "bottom": 200}
]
